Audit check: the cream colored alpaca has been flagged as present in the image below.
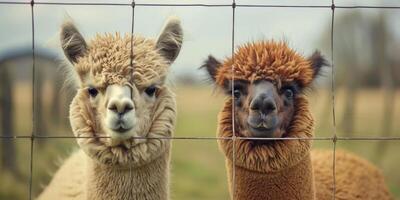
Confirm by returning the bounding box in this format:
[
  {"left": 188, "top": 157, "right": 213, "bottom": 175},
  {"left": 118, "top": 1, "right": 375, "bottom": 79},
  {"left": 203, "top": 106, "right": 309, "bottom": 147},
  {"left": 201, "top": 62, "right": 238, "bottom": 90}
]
[
  {"left": 202, "top": 41, "right": 392, "bottom": 200},
  {"left": 38, "top": 17, "right": 183, "bottom": 200}
]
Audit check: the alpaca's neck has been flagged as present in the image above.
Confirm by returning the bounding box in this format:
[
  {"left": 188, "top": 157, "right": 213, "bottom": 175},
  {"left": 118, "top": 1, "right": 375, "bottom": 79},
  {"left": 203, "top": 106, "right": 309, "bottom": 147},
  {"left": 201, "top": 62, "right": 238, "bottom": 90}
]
[
  {"left": 227, "top": 152, "right": 315, "bottom": 200},
  {"left": 86, "top": 151, "right": 169, "bottom": 200}
]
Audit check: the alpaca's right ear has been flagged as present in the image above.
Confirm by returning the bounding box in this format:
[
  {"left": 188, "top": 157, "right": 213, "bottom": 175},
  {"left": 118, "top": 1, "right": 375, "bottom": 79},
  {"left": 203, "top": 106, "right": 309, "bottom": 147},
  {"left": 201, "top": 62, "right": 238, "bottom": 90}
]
[
  {"left": 156, "top": 17, "right": 183, "bottom": 64},
  {"left": 60, "top": 21, "right": 87, "bottom": 64},
  {"left": 200, "top": 55, "right": 221, "bottom": 82},
  {"left": 308, "top": 50, "right": 329, "bottom": 79}
]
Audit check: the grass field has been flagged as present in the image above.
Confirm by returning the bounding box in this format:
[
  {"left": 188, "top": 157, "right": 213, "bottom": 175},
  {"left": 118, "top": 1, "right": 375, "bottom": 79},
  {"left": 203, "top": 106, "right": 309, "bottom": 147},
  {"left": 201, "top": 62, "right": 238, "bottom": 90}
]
[{"left": 0, "top": 84, "right": 399, "bottom": 199}]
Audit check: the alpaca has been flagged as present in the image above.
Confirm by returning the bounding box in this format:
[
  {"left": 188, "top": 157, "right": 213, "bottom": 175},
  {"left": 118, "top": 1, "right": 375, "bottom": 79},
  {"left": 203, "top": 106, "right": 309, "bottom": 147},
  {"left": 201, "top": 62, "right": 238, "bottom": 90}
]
[
  {"left": 38, "top": 17, "right": 183, "bottom": 200},
  {"left": 202, "top": 41, "right": 392, "bottom": 200}
]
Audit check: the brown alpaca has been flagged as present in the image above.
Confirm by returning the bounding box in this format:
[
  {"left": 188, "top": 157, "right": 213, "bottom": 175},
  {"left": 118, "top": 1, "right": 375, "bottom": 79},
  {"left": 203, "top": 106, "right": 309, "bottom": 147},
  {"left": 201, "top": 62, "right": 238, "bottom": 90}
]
[
  {"left": 38, "top": 17, "right": 183, "bottom": 200},
  {"left": 202, "top": 41, "right": 392, "bottom": 200}
]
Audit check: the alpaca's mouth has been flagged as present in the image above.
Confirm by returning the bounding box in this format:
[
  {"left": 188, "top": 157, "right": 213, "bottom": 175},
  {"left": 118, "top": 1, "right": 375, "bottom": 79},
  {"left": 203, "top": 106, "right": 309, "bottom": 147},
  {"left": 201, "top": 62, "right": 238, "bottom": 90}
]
[
  {"left": 113, "top": 127, "right": 132, "bottom": 133},
  {"left": 107, "top": 118, "right": 135, "bottom": 135},
  {"left": 247, "top": 114, "right": 280, "bottom": 138},
  {"left": 106, "top": 121, "right": 135, "bottom": 142},
  {"left": 248, "top": 125, "right": 278, "bottom": 138}
]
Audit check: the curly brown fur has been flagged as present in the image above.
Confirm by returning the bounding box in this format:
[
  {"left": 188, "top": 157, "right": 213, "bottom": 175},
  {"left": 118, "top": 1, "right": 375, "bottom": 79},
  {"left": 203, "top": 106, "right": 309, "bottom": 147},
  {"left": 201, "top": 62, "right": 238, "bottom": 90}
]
[
  {"left": 214, "top": 41, "right": 321, "bottom": 88},
  {"left": 312, "top": 150, "right": 392, "bottom": 200},
  {"left": 202, "top": 40, "right": 392, "bottom": 200}
]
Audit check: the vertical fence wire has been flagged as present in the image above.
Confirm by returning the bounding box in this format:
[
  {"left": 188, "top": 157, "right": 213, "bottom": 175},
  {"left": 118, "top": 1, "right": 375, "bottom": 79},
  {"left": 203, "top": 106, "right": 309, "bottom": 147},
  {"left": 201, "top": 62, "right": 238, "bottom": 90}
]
[
  {"left": 130, "top": 1, "right": 135, "bottom": 91},
  {"left": 230, "top": 1, "right": 236, "bottom": 199},
  {"left": 28, "top": 0, "right": 35, "bottom": 199},
  {"left": 129, "top": 0, "right": 135, "bottom": 187},
  {"left": 330, "top": 0, "right": 337, "bottom": 199}
]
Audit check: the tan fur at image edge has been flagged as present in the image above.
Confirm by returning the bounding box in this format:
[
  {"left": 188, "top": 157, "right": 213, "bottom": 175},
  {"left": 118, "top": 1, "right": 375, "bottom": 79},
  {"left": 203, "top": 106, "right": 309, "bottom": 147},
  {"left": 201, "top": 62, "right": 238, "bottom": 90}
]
[
  {"left": 37, "top": 18, "right": 181, "bottom": 200},
  {"left": 215, "top": 41, "right": 392, "bottom": 200}
]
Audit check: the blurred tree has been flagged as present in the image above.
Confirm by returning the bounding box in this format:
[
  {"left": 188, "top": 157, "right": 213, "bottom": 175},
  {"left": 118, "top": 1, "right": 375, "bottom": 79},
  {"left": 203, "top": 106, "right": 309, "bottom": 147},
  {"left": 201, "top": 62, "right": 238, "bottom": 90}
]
[
  {"left": 50, "top": 75, "right": 61, "bottom": 126},
  {"left": 321, "top": 10, "right": 399, "bottom": 137},
  {"left": 35, "top": 65, "right": 47, "bottom": 147},
  {"left": 374, "top": 13, "right": 396, "bottom": 162},
  {"left": 334, "top": 12, "right": 366, "bottom": 135},
  {"left": 0, "top": 65, "right": 21, "bottom": 180}
]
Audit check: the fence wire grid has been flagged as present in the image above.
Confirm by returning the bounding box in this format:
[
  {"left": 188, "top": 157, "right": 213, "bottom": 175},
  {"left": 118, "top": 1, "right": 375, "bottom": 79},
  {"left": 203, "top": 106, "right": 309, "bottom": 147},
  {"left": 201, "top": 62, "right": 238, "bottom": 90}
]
[{"left": 1, "top": 0, "right": 400, "bottom": 200}]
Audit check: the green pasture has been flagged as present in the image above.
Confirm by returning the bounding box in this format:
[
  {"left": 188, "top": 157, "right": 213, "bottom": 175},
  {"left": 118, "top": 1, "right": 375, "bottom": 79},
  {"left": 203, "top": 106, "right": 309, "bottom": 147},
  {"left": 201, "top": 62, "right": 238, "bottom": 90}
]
[{"left": 0, "top": 85, "right": 399, "bottom": 199}]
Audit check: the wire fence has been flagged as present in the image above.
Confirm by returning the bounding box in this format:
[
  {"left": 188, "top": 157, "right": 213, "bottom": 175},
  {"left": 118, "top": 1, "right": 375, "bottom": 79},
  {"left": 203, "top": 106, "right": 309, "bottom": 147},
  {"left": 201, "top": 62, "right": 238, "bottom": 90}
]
[{"left": 0, "top": 0, "right": 400, "bottom": 200}]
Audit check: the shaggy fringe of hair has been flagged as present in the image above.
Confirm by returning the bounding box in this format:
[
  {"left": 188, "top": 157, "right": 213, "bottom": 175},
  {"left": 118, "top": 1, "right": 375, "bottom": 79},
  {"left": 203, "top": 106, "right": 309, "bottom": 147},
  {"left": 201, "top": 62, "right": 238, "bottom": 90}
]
[{"left": 215, "top": 41, "right": 315, "bottom": 88}]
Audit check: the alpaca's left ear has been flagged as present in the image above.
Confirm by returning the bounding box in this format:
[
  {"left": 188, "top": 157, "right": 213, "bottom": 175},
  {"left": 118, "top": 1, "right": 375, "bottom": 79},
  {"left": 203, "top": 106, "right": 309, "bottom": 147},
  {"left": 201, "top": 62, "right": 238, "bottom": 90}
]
[
  {"left": 156, "top": 17, "right": 183, "bottom": 63},
  {"left": 200, "top": 55, "right": 221, "bottom": 82},
  {"left": 60, "top": 21, "right": 87, "bottom": 64},
  {"left": 308, "top": 50, "right": 329, "bottom": 79}
]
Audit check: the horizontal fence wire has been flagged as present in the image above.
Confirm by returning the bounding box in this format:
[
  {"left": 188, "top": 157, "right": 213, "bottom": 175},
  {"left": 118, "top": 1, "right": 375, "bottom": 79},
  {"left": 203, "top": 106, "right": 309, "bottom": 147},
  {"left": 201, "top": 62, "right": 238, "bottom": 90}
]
[
  {"left": 0, "top": 1, "right": 399, "bottom": 9},
  {"left": 0, "top": 1, "right": 399, "bottom": 200},
  {"left": 1, "top": 135, "right": 400, "bottom": 140}
]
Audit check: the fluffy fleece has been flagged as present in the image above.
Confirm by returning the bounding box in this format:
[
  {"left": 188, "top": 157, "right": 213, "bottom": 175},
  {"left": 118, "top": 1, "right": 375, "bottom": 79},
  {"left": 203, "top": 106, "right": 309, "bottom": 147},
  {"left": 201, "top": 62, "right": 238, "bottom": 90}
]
[
  {"left": 215, "top": 41, "right": 317, "bottom": 87},
  {"left": 210, "top": 41, "right": 392, "bottom": 200},
  {"left": 312, "top": 150, "right": 392, "bottom": 200},
  {"left": 69, "top": 34, "right": 175, "bottom": 167},
  {"left": 38, "top": 18, "right": 182, "bottom": 200}
]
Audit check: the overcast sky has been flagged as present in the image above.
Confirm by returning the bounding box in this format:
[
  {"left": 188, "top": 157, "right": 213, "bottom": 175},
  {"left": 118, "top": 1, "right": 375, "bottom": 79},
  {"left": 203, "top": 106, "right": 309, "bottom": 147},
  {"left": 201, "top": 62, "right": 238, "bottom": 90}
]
[{"left": 0, "top": 0, "right": 399, "bottom": 79}]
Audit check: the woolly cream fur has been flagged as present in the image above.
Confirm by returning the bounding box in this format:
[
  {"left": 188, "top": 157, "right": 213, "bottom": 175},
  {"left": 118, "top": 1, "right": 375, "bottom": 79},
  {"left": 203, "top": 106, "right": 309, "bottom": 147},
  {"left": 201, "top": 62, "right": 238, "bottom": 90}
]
[{"left": 38, "top": 17, "right": 182, "bottom": 200}]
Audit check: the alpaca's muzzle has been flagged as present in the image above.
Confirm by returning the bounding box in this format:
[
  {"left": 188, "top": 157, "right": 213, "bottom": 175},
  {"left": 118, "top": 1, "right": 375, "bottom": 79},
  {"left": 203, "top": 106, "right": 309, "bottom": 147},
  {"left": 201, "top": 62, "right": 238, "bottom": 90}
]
[
  {"left": 246, "top": 81, "right": 281, "bottom": 138},
  {"left": 104, "top": 84, "right": 137, "bottom": 140}
]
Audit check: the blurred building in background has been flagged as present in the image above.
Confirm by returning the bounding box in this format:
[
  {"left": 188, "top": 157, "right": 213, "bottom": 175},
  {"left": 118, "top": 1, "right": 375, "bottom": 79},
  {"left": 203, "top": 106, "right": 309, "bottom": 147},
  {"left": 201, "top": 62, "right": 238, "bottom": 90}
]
[{"left": 0, "top": 48, "right": 72, "bottom": 199}]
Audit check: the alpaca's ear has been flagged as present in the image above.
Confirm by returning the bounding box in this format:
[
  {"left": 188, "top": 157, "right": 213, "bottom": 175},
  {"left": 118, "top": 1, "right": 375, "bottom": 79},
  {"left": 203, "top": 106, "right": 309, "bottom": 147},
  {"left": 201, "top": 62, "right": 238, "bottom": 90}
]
[
  {"left": 200, "top": 55, "right": 221, "bottom": 82},
  {"left": 308, "top": 50, "right": 329, "bottom": 79},
  {"left": 60, "top": 21, "right": 87, "bottom": 64},
  {"left": 156, "top": 17, "right": 183, "bottom": 63}
]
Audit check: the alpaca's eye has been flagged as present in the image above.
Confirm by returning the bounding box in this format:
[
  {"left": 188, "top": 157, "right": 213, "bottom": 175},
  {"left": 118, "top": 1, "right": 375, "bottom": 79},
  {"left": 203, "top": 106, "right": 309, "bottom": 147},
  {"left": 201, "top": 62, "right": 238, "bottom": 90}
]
[
  {"left": 145, "top": 86, "right": 157, "bottom": 97},
  {"left": 233, "top": 89, "right": 241, "bottom": 99},
  {"left": 284, "top": 89, "right": 294, "bottom": 99},
  {"left": 88, "top": 87, "right": 98, "bottom": 97}
]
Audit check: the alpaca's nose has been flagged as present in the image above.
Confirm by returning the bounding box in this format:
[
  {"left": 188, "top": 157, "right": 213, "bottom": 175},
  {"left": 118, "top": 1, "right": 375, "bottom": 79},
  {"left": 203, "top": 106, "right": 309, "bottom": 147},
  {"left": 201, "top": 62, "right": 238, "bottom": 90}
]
[
  {"left": 108, "top": 99, "right": 134, "bottom": 116},
  {"left": 250, "top": 94, "right": 276, "bottom": 115},
  {"left": 105, "top": 84, "right": 134, "bottom": 117}
]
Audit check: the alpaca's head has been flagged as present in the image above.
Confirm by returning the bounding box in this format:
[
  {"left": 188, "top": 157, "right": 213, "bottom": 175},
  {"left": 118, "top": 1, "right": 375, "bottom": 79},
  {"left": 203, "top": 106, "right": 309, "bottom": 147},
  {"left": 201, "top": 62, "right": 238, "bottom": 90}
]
[
  {"left": 62, "top": 18, "right": 182, "bottom": 166},
  {"left": 203, "top": 41, "right": 328, "bottom": 139}
]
